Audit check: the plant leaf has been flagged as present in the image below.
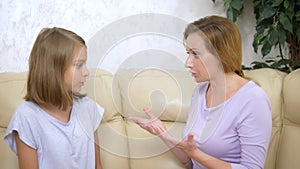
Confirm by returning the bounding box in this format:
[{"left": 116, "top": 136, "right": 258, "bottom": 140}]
[
  {"left": 256, "top": 18, "right": 273, "bottom": 32},
  {"left": 296, "top": 11, "right": 300, "bottom": 21},
  {"left": 224, "top": 0, "right": 232, "bottom": 5},
  {"left": 261, "top": 5, "right": 276, "bottom": 19},
  {"left": 270, "top": 58, "right": 290, "bottom": 70},
  {"left": 284, "top": 0, "right": 289, "bottom": 9},
  {"left": 231, "top": 0, "right": 244, "bottom": 11},
  {"left": 272, "top": 0, "right": 283, "bottom": 7},
  {"left": 252, "top": 40, "right": 259, "bottom": 53},
  {"left": 227, "top": 6, "right": 239, "bottom": 22},
  {"left": 266, "top": 59, "right": 276, "bottom": 63},
  {"left": 261, "top": 40, "right": 272, "bottom": 57},
  {"left": 297, "top": 25, "right": 300, "bottom": 41},
  {"left": 277, "top": 25, "right": 287, "bottom": 44},
  {"left": 242, "top": 65, "right": 252, "bottom": 70},
  {"left": 269, "top": 28, "right": 279, "bottom": 45},
  {"left": 285, "top": 1, "right": 294, "bottom": 20},
  {"left": 251, "top": 61, "right": 270, "bottom": 69},
  {"left": 279, "top": 13, "right": 293, "bottom": 33}
]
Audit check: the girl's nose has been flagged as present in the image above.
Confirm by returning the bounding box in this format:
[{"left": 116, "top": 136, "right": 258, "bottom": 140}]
[{"left": 83, "top": 65, "right": 89, "bottom": 77}]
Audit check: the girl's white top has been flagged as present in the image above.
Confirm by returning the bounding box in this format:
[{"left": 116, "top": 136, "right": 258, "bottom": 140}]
[{"left": 5, "top": 97, "right": 104, "bottom": 169}]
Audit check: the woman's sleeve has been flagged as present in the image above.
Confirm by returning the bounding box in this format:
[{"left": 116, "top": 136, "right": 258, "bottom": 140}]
[{"left": 231, "top": 91, "right": 272, "bottom": 169}]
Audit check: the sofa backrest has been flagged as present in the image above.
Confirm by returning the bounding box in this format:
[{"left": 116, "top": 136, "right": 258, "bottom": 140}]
[
  {"left": 0, "top": 68, "right": 299, "bottom": 169},
  {"left": 115, "top": 68, "right": 197, "bottom": 122},
  {"left": 114, "top": 68, "right": 196, "bottom": 169},
  {"left": 244, "top": 68, "right": 287, "bottom": 169},
  {"left": 82, "top": 69, "right": 130, "bottom": 169},
  {"left": 0, "top": 72, "right": 27, "bottom": 169},
  {"left": 277, "top": 69, "right": 300, "bottom": 169}
]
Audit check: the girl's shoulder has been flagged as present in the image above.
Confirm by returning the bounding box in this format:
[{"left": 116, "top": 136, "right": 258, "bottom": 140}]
[
  {"left": 74, "top": 97, "right": 104, "bottom": 117},
  {"left": 14, "top": 101, "right": 41, "bottom": 117},
  {"left": 74, "top": 97, "right": 104, "bottom": 131},
  {"left": 74, "top": 96, "right": 99, "bottom": 108}
]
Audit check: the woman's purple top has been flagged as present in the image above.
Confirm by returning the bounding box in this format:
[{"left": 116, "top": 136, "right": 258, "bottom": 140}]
[{"left": 183, "top": 81, "right": 272, "bottom": 169}]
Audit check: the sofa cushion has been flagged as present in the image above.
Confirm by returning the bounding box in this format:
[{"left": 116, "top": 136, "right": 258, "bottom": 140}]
[
  {"left": 83, "top": 69, "right": 130, "bottom": 169},
  {"left": 244, "top": 68, "right": 286, "bottom": 169},
  {"left": 125, "top": 120, "right": 186, "bottom": 169},
  {"left": 116, "top": 68, "right": 196, "bottom": 122},
  {"left": 244, "top": 68, "right": 286, "bottom": 126},
  {"left": 282, "top": 68, "right": 300, "bottom": 123},
  {"left": 98, "top": 117, "right": 130, "bottom": 169},
  {"left": 0, "top": 72, "right": 27, "bottom": 128},
  {"left": 81, "top": 69, "right": 121, "bottom": 122},
  {"left": 277, "top": 68, "right": 300, "bottom": 169}
]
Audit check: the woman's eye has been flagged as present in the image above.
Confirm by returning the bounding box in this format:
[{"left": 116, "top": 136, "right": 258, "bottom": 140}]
[
  {"left": 192, "top": 51, "right": 200, "bottom": 58},
  {"left": 186, "top": 50, "right": 199, "bottom": 58}
]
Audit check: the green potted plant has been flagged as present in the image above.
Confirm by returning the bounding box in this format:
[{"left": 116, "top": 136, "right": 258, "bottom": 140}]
[{"left": 213, "top": 0, "right": 300, "bottom": 73}]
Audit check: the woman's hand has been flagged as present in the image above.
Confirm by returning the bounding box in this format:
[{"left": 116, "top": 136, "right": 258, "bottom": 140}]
[
  {"left": 128, "top": 109, "right": 194, "bottom": 165},
  {"left": 128, "top": 108, "right": 167, "bottom": 136},
  {"left": 176, "top": 133, "right": 198, "bottom": 157}
]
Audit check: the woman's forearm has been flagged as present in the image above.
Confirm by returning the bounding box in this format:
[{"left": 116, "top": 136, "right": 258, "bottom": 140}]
[
  {"left": 187, "top": 148, "right": 231, "bottom": 169},
  {"left": 158, "top": 132, "right": 191, "bottom": 165}
]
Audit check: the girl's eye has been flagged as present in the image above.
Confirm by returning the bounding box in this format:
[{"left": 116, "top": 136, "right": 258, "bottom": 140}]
[{"left": 75, "top": 63, "right": 83, "bottom": 68}]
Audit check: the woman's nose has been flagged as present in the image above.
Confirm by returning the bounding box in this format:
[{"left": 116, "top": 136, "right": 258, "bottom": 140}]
[{"left": 185, "top": 55, "right": 193, "bottom": 68}]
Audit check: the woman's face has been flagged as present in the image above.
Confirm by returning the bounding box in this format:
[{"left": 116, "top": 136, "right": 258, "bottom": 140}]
[
  {"left": 64, "top": 46, "right": 89, "bottom": 93},
  {"left": 184, "top": 32, "right": 220, "bottom": 83}
]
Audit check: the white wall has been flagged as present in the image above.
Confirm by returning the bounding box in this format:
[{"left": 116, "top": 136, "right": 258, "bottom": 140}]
[{"left": 0, "top": 0, "right": 263, "bottom": 73}]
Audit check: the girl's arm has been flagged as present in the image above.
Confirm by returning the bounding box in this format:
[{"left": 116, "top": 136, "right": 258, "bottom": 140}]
[
  {"left": 15, "top": 132, "right": 38, "bottom": 169},
  {"left": 94, "top": 131, "right": 102, "bottom": 169}
]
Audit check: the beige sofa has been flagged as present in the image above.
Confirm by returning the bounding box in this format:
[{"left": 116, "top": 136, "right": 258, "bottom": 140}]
[{"left": 1, "top": 68, "right": 300, "bottom": 169}]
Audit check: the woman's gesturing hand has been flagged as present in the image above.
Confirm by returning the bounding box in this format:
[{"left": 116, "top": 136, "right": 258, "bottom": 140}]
[
  {"left": 128, "top": 108, "right": 197, "bottom": 153},
  {"left": 176, "top": 133, "right": 198, "bottom": 157},
  {"left": 128, "top": 108, "right": 167, "bottom": 136},
  {"left": 128, "top": 109, "right": 197, "bottom": 164}
]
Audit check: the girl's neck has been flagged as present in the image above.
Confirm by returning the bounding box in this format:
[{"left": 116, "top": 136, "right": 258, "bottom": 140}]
[{"left": 41, "top": 105, "right": 72, "bottom": 123}]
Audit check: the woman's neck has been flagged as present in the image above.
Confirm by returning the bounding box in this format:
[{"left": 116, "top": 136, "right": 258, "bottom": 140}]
[{"left": 206, "top": 72, "right": 248, "bottom": 108}]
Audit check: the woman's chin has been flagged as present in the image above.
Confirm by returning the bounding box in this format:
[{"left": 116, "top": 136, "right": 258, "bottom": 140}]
[{"left": 194, "top": 78, "right": 208, "bottom": 83}]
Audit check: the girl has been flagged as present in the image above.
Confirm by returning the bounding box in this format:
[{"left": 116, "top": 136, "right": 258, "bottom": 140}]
[{"left": 5, "top": 27, "right": 103, "bottom": 169}]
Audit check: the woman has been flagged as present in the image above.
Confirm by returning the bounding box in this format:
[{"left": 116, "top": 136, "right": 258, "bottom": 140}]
[
  {"left": 129, "top": 15, "right": 272, "bottom": 169},
  {"left": 5, "top": 27, "right": 103, "bottom": 169}
]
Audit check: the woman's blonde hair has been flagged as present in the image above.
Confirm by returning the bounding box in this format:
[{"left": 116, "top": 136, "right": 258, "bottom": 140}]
[
  {"left": 183, "top": 15, "right": 244, "bottom": 77},
  {"left": 24, "top": 27, "right": 86, "bottom": 110}
]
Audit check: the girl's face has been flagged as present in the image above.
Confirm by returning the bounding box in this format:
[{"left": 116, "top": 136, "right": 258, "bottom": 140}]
[
  {"left": 184, "top": 32, "right": 220, "bottom": 83},
  {"left": 64, "top": 46, "right": 89, "bottom": 93}
]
